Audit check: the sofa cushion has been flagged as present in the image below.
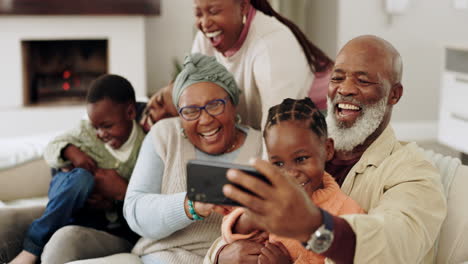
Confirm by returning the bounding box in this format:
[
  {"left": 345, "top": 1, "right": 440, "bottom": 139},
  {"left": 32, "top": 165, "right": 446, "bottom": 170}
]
[
  {"left": 0, "top": 133, "right": 59, "bottom": 170},
  {"left": 0, "top": 158, "right": 51, "bottom": 202}
]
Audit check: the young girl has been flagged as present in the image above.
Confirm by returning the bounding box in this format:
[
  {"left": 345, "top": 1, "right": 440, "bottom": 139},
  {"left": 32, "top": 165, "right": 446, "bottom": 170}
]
[{"left": 221, "top": 98, "right": 365, "bottom": 263}]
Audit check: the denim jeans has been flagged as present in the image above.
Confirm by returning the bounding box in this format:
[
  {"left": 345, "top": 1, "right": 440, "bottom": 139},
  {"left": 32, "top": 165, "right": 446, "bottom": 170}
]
[{"left": 23, "top": 168, "right": 94, "bottom": 256}]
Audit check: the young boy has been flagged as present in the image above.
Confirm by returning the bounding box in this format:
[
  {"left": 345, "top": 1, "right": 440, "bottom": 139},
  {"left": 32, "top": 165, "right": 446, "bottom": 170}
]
[{"left": 11, "top": 74, "right": 145, "bottom": 264}]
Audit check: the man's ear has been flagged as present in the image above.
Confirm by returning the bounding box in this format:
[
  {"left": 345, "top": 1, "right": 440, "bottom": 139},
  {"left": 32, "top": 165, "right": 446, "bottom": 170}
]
[
  {"left": 388, "top": 83, "right": 403, "bottom": 105},
  {"left": 325, "top": 138, "right": 335, "bottom": 162}
]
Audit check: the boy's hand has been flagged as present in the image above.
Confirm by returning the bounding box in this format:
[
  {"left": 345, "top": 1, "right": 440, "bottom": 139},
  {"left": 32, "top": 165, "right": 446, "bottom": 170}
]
[
  {"left": 62, "top": 144, "right": 97, "bottom": 173},
  {"left": 258, "top": 242, "right": 292, "bottom": 264},
  {"left": 87, "top": 193, "right": 113, "bottom": 210},
  {"left": 93, "top": 168, "right": 127, "bottom": 201}
]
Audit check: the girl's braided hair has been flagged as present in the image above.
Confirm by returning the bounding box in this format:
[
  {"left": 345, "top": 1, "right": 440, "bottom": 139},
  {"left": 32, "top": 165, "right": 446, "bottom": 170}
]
[{"left": 264, "top": 97, "right": 327, "bottom": 140}]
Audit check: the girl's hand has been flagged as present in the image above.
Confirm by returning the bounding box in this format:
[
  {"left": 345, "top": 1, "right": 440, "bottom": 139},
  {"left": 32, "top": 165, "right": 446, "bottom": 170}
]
[
  {"left": 258, "top": 241, "right": 292, "bottom": 264},
  {"left": 218, "top": 240, "right": 263, "bottom": 264}
]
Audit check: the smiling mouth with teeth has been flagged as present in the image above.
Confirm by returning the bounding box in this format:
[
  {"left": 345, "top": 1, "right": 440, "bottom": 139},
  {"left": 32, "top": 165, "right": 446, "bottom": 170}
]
[
  {"left": 199, "top": 127, "right": 221, "bottom": 137},
  {"left": 336, "top": 102, "right": 362, "bottom": 116},
  {"left": 337, "top": 103, "right": 361, "bottom": 111},
  {"left": 204, "top": 30, "right": 222, "bottom": 38}
]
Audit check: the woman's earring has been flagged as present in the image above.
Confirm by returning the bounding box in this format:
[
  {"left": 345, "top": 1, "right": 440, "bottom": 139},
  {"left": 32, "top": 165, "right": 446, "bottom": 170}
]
[
  {"left": 242, "top": 15, "right": 246, "bottom": 25},
  {"left": 180, "top": 127, "right": 187, "bottom": 138},
  {"left": 235, "top": 114, "right": 242, "bottom": 125}
]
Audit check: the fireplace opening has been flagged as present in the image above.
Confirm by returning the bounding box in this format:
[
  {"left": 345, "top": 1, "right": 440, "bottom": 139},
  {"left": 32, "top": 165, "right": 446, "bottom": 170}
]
[{"left": 22, "top": 39, "right": 108, "bottom": 106}]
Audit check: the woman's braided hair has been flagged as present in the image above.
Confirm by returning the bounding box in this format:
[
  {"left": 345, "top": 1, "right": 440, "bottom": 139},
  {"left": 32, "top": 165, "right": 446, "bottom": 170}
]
[
  {"left": 250, "top": 0, "right": 333, "bottom": 73},
  {"left": 264, "top": 97, "right": 328, "bottom": 140}
]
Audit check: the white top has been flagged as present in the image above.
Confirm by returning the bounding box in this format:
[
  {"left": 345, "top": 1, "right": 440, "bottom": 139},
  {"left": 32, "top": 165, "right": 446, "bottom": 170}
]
[{"left": 192, "top": 11, "right": 313, "bottom": 130}]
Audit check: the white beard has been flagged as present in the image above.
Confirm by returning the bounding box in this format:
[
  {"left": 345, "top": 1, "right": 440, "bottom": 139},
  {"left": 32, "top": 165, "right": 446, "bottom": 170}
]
[{"left": 326, "top": 94, "right": 388, "bottom": 152}]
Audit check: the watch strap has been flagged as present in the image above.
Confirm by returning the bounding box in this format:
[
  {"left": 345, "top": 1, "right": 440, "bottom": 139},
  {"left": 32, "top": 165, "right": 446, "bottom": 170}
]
[{"left": 320, "top": 208, "right": 334, "bottom": 232}]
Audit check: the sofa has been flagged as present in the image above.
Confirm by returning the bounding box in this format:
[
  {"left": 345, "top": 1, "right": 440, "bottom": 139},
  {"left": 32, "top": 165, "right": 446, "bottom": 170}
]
[{"left": 1, "top": 145, "right": 467, "bottom": 263}]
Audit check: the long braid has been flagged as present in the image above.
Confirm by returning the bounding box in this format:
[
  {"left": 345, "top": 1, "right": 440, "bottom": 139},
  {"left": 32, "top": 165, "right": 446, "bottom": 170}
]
[
  {"left": 264, "top": 98, "right": 327, "bottom": 140},
  {"left": 250, "top": 0, "right": 333, "bottom": 73}
]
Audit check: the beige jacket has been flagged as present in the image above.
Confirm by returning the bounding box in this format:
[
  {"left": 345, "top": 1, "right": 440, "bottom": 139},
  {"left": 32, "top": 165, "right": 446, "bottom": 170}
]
[{"left": 336, "top": 126, "right": 446, "bottom": 263}]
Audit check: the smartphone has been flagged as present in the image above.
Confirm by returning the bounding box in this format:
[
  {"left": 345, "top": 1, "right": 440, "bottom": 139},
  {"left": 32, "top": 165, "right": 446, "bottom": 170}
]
[{"left": 186, "top": 159, "right": 270, "bottom": 206}]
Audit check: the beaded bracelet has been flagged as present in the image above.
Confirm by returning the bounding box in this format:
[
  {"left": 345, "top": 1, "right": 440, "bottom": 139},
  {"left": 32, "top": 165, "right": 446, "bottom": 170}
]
[{"left": 188, "top": 199, "right": 204, "bottom": 220}]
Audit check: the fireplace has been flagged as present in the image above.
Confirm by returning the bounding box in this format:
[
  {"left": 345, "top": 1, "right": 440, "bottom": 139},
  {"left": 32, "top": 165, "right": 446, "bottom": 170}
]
[
  {"left": 0, "top": 16, "right": 146, "bottom": 137},
  {"left": 22, "top": 39, "right": 108, "bottom": 106}
]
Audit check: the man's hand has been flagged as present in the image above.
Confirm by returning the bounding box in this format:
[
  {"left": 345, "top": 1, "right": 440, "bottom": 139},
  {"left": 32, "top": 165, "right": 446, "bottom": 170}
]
[
  {"left": 218, "top": 240, "right": 264, "bottom": 264},
  {"left": 62, "top": 144, "right": 97, "bottom": 173},
  {"left": 258, "top": 242, "right": 292, "bottom": 264},
  {"left": 93, "top": 168, "right": 127, "bottom": 201},
  {"left": 223, "top": 159, "right": 322, "bottom": 242},
  {"left": 140, "top": 82, "right": 178, "bottom": 132}
]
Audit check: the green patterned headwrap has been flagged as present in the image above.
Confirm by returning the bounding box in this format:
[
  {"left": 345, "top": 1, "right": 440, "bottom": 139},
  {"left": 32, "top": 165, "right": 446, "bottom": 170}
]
[{"left": 172, "top": 53, "right": 240, "bottom": 108}]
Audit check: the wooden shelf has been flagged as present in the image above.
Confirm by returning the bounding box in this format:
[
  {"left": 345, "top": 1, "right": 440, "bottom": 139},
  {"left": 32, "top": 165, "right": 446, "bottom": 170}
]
[{"left": 0, "top": 0, "right": 160, "bottom": 15}]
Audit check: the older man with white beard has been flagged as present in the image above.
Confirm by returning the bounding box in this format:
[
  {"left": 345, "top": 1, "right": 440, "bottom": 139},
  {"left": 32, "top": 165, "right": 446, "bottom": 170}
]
[{"left": 213, "top": 35, "right": 447, "bottom": 264}]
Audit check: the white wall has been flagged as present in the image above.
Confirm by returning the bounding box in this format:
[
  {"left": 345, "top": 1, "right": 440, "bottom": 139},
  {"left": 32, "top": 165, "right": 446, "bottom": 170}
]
[
  {"left": 337, "top": 0, "right": 468, "bottom": 140},
  {"left": 306, "top": 0, "right": 339, "bottom": 59},
  {"left": 144, "top": 0, "right": 195, "bottom": 96}
]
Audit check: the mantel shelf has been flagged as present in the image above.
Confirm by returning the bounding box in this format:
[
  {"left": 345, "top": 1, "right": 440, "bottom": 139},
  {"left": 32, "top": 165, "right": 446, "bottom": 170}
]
[{"left": 0, "top": 0, "right": 160, "bottom": 15}]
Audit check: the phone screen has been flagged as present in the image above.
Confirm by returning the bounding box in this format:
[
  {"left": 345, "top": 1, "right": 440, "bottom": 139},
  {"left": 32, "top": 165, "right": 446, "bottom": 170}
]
[{"left": 186, "top": 159, "right": 269, "bottom": 206}]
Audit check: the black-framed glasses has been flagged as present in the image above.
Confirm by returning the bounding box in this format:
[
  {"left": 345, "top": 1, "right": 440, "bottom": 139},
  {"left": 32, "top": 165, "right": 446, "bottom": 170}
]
[{"left": 178, "top": 97, "right": 229, "bottom": 121}]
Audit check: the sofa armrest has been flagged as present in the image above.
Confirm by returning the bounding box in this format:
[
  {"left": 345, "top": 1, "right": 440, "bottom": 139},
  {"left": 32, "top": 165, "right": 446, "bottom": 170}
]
[
  {"left": 0, "top": 158, "right": 51, "bottom": 202},
  {"left": 437, "top": 164, "right": 468, "bottom": 264}
]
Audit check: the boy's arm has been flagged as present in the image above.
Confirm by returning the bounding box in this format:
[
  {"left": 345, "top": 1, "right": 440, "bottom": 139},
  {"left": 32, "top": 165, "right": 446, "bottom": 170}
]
[
  {"left": 44, "top": 120, "right": 96, "bottom": 169},
  {"left": 62, "top": 144, "right": 97, "bottom": 173}
]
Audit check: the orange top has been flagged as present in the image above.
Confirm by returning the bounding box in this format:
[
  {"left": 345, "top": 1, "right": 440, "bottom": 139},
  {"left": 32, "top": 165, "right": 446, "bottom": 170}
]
[{"left": 222, "top": 172, "right": 365, "bottom": 263}]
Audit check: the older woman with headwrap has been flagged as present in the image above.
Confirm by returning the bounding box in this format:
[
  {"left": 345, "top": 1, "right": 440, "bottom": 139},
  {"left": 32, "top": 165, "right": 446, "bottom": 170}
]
[{"left": 120, "top": 53, "right": 263, "bottom": 264}]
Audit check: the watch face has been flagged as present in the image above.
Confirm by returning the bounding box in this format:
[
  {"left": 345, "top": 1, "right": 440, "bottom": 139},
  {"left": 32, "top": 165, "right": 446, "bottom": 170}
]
[
  {"left": 307, "top": 225, "right": 334, "bottom": 254},
  {"left": 314, "top": 230, "right": 333, "bottom": 251}
]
